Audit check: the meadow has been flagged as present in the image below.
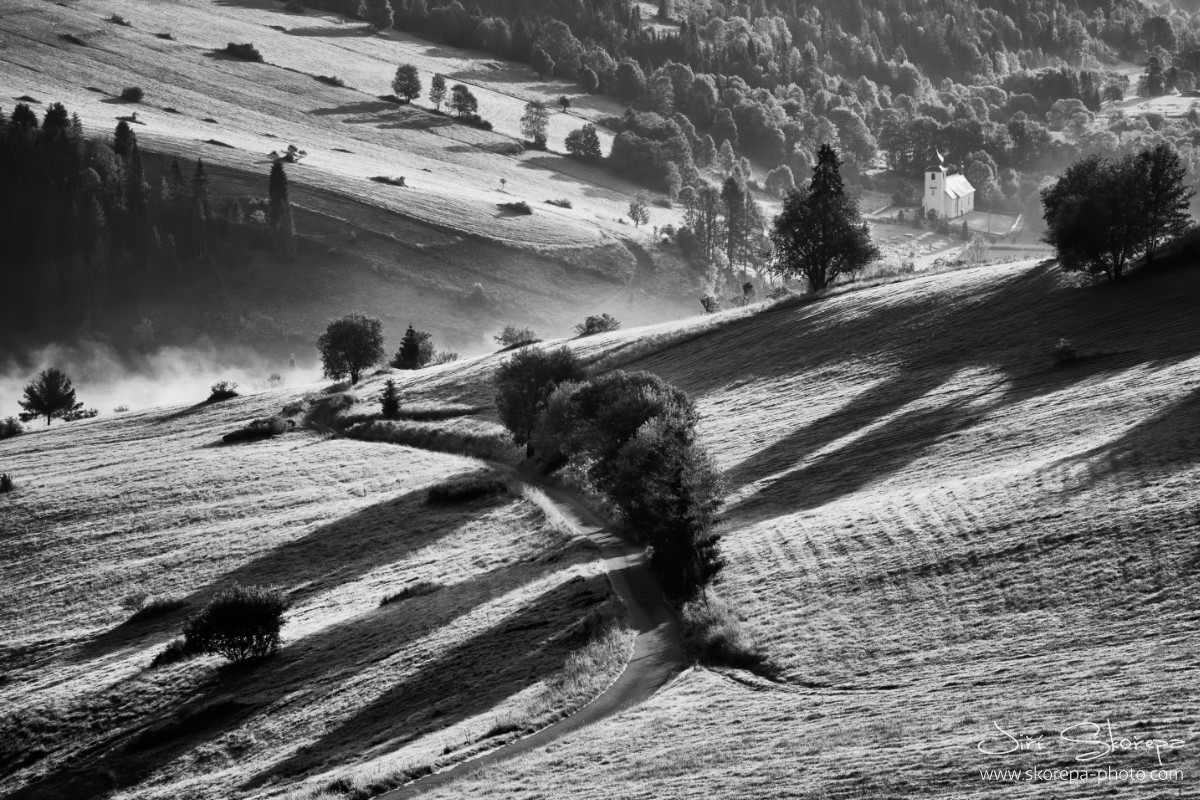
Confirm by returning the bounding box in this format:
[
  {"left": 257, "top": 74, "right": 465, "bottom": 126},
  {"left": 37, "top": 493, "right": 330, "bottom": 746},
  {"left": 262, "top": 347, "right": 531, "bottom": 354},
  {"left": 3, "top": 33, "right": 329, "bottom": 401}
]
[{"left": 328, "top": 256, "right": 1200, "bottom": 799}]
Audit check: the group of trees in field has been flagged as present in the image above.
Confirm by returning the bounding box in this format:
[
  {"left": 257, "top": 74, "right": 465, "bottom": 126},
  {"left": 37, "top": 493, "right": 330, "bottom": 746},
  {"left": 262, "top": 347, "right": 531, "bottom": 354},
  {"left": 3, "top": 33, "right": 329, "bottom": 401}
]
[
  {"left": 495, "top": 346, "right": 723, "bottom": 600},
  {"left": 390, "top": 62, "right": 487, "bottom": 126},
  {"left": 1042, "top": 143, "right": 1194, "bottom": 281},
  {"left": 0, "top": 102, "right": 300, "bottom": 332},
  {"left": 317, "top": 314, "right": 455, "bottom": 384}
]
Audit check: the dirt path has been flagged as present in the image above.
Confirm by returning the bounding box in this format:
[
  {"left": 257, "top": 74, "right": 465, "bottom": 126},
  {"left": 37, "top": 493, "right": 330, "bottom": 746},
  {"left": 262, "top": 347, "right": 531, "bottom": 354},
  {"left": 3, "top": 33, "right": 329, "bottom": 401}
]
[{"left": 372, "top": 465, "right": 684, "bottom": 799}]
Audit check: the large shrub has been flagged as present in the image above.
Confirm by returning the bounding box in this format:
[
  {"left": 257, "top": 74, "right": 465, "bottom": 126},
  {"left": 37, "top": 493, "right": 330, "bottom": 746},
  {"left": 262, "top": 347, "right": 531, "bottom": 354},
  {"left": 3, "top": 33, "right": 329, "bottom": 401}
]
[
  {"left": 539, "top": 371, "right": 723, "bottom": 600},
  {"left": 493, "top": 325, "right": 541, "bottom": 349},
  {"left": 541, "top": 370, "right": 698, "bottom": 488},
  {"left": 574, "top": 313, "right": 621, "bottom": 336},
  {"left": 207, "top": 380, "right": 239, "bottom": 403},
  {"left": 494, "top": 346, "right": 583, "bottom": 454},
  {"left": 224, "top": 42, "right": 264, "bottom": 62},
  {"left": 426, "top": 472, "right": 508, "bottom": 504},
  {"left": 183, "top": 584, "right": 289, "bottom": 663},
  {"left": 222, "top": 415, "right": 290, "bottom": 443},
  {"left": 0, "top": 417, "right": 22, "bottom": 440}
]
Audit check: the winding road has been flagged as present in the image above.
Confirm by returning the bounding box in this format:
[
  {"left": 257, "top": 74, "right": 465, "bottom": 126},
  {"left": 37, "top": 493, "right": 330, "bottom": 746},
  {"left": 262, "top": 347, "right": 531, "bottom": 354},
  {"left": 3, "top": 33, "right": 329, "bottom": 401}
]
[{"left": 373, "top": 466, "right": 684, "bottom": 799}]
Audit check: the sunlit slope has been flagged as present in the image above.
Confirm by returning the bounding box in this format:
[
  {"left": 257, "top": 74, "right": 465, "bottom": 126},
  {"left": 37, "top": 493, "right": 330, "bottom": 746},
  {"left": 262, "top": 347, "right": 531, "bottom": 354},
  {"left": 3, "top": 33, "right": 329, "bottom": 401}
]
[
  {"left": 0, "top": 390, "right": 621, "bottom": 799},
  {"left": 0, "top": 0, "right": 647, "bottom": 248},
  {"left": 400, "top": 259, "right": 1200, "bottom": 800},
  {"left": 0, "top": 0, "right": 697, "bottom": 351}
]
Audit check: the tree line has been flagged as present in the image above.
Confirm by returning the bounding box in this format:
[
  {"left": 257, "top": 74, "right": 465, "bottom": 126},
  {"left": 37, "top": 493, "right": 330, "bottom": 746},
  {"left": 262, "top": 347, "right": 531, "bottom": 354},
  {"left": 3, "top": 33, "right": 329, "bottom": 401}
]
[{"left": 0, "top": 102, "right": 299, "bottom": 333}]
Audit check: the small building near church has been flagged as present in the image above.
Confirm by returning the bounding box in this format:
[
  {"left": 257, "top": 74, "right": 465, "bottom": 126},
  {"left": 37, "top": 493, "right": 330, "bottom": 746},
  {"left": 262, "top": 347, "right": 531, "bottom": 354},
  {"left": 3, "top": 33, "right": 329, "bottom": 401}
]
[{"left": 921, "top": 150, "right": 975, "bottom": 219}]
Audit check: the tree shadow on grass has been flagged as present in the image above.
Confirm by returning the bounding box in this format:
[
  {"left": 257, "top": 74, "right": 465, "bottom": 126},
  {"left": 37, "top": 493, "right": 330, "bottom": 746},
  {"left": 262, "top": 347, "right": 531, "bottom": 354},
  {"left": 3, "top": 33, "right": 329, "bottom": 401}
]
[
  {"left": 71, "top": 476, "right": 512, "bottom": 663},
  {"left": 247, "top": 572, "right": 609, "bottom": 788},
  {"left": 13, "top": 568, "right": 605, "bottom": 800},
  {"left": 632, "top": 262, "right": 1200, "bottom": 520},
  {"left": 307, "top": 101, "right": 396, "bottom": 117},
  {"left": 1050, "top": 384, "right": 1200, "bottom": 490},
  {"left": 285, "top": 25, "right": 372, "bottom": 37}
]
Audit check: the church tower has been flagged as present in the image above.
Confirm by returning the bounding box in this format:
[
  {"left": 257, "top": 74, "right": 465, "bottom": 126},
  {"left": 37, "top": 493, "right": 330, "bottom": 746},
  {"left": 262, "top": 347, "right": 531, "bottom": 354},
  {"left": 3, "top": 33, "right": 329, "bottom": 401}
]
[{"left": 923, "top": 150, "right": 947, "bottom": 218}]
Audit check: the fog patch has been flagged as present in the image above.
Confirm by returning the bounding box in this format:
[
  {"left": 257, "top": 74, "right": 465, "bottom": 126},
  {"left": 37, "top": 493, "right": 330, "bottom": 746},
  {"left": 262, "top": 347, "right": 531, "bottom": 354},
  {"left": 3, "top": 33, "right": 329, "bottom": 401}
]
[{"left": 0, "top": 340, "right": 315, "bottom": 418}]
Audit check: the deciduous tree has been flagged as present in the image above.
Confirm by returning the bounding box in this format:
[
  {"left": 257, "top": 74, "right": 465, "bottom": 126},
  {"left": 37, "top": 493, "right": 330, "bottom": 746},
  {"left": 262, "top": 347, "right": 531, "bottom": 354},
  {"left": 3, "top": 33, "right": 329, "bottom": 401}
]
[
  {"left": 392, "top": 63, "right": 422, "bottom": 103},
  {"left": 317, "top": 313, "right": 385, "bottom": 384}
]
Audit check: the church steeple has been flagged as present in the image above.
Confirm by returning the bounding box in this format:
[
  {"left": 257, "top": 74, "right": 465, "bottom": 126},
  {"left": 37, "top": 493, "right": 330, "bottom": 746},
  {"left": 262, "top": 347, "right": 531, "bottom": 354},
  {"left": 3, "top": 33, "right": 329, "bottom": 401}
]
[{"left": 924, "top": 149, "right": 947, "bottom": 217}]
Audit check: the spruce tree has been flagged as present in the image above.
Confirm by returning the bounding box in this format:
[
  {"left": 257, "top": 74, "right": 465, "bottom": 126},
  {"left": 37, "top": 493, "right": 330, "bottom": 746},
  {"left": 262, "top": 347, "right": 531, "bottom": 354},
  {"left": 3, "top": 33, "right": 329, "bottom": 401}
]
[
  {"left": 393, "top": 324, "right": 423, "bottom": 370},
  {"left": 770, "top": 144, "right": 879, "bottom": 292},
  {"left": 268, "top": 160, "right": 289, "bottom": 229},
  {"left": 380, "top": 378, "right": 401, "bottom": 419},
  {"left": 11, "top": 103, "right": 37, "bottom": 130},
  {"left": 114, "top": 119, "right": 136, "bottom": 159}
]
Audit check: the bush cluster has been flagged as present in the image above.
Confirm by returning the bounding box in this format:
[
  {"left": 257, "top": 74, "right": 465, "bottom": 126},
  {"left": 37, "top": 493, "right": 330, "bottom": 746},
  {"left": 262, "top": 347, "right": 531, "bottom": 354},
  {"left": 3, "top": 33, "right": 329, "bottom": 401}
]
[
  {"left": 221, "top": 415, "right": 291, "bottom": 444},
  {"left": 493, "top": 347, "right": 583, "bottom": 456},
  {"left": 1053, "top": 337, "right": 1077, "bottom": 365},
  {"left": 224, "top": 42, "right": 264, "bottom": 62},
  {"left": 207, "top": 381, "right": 239, "bottom": 403},
  {"left": 493, "top": 325, "right": 541, "bottom": 349},
  {"left": 128, "top": 596, "right": 187, "bottom": 623},
  {"left": 574, "top": 313, "right": 621, "bottom": 337},
  {"left": 0, "top": 417, "right": 22, "bottom": 439},
  {"left": 0, "top": 474, "right": 13, "bottom": 494},
  {"left": 427, "top": 472, "right": 509, "bottom": 504},
  {"left": 120, "top": 86, "right": 144, "bottom": 102},
  {"left": 181, "top": 584, "right": 289, "bottom": 663},
  {"left": 499, "top": 364, "right": 724, "bottom": 600},
  {"left": 498, "top": 200, "right": 533, "bottom": 215}
]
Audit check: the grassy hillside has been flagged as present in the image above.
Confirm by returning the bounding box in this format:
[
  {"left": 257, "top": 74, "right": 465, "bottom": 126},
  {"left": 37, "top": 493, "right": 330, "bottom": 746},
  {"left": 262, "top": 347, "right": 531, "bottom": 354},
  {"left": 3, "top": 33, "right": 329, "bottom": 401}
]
[
  {"left": 0, "top": 0, "right": 699, "bottom": 359},
  {"left": 0, "top": 388, "right": 632, "bottom": 799},
  {"left": 351, "top": 257, "right": 1198, "bottom": 799},
  {"left": 4, "top": 256, "right": 1198, "bottom": 798}
]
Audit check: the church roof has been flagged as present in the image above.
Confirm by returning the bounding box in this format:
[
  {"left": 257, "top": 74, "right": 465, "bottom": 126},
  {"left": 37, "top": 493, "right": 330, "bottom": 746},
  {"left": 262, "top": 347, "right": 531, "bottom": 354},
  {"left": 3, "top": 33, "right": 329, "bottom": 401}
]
[{"left": 944, "top": 174, "right": 974, "bottom": 198}]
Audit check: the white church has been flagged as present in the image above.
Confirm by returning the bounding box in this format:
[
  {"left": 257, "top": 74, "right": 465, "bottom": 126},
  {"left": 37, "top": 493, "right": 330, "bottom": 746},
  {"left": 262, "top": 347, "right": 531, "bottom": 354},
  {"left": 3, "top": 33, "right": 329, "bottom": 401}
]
[{"left": 922, "top": 150, "right": 975, "bottom": 219}]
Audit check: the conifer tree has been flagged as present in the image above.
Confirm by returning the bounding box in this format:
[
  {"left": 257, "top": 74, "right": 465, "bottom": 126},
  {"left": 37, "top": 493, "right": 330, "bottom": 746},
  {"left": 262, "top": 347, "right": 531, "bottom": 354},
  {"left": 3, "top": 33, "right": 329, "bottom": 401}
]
[
  {"left": 114, "top": 119, "right": 136, "bottom": 159},
  {"left": 268, "top": 160, "right": 290, "bottom": 229},
  {"left": 18, "top": 368, "right": 83, "bottom": 426},
  {"left": 190, "top": 159, "right": 212, "bottom": 258},
  {"left": 392, "top": 324, "right": 423, "bottom": 369},
  {"left": 11, "top": 103, "right": 37, "bottom": 130},
  {"left": 770, "top": 144, "right": 879, "bottom": 291},
  {"left": 380, "top": 378, "right": 402, "bottom": 419}
]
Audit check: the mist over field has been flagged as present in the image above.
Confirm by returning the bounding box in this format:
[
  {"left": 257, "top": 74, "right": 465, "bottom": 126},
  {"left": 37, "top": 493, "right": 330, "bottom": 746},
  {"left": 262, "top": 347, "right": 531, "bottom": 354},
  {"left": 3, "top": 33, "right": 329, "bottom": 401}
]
[{"left": 0, "top": 340, "right": 314, "bottom": 418}]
